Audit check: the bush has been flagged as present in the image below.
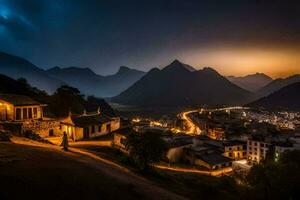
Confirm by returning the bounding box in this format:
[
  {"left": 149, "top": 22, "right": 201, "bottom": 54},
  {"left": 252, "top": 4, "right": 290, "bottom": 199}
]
[
  {"left": 125, "top": 131, "right": 167, "bottom": 172},
  {"left": 0, "top": 131, "right": 12, "bottom": 142}
]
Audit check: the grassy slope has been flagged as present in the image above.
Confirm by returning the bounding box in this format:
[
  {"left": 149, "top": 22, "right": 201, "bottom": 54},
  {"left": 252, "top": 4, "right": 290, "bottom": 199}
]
[{"left": 0, "top": 142, "right": 183, "bottom": 200}]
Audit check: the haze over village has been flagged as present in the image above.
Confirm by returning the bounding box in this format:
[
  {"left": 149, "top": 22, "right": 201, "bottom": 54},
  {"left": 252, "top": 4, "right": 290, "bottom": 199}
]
[{"left": 0, "top": 0, "right": 300, "bottom": 200}]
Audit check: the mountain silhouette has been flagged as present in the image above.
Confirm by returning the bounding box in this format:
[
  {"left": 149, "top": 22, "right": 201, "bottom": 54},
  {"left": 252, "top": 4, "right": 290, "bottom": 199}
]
[
  {"left": 46, "top": 66, "right": 145, "bottom": 97},
  {"left": 249, "top": 82, "right": 300, "bottom": 111},
  {"left": 227, "top": 73, "right": 272, "bottom": 92},
  {"left": 0, "top": 52, "right": 64, "bottom": 93},
  {"left": 112, "top": 60, "right": 252, "bottom": 107}
]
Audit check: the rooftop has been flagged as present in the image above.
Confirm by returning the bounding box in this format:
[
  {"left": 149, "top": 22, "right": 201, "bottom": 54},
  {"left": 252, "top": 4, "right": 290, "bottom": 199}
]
[
  {"left": 72, "top": 113, "right": 112, "bottom": 127},
  {"left": 0, "top": 94, "right": 42, "bottom": 106},
  {"left": 198, "top": 154, "right": 233, "bottom": 165}
]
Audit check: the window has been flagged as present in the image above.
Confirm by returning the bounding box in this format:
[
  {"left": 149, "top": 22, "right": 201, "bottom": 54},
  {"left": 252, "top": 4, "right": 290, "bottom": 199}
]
[
  {"left": 16, "top": 108, "right": 21, "bottom": 120},
  {"left": 98, "top": 125, "right": 101, "bottom": 132},
  {"left": 28, "top": 108, "right": 33, "bottom": 119},
  {"left": 91, "top": 126, "right": 95, "bottom": 133},
  {"left": 23, "top": 108, "right": 28, "bottom": 119},
  {"left": 49, "top": 129, "right": 54, "bottom": 137},
  {"left": 33, "top": 107, "right": 38, "bottom": 118}
]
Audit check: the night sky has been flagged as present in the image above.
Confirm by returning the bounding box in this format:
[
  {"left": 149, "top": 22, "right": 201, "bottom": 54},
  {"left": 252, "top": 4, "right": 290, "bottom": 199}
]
[{"left": 0, "top": 0, "right": 300, "bottom": 77}]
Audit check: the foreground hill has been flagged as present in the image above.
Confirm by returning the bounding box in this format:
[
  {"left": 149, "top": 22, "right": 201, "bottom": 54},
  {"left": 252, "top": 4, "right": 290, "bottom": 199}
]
[
  {"left": 0, "top": 141, "right": 183, "bottom": 200},
  {"left": 249, "top": 82, "right": 300, "bottom": 111},
  {"left": 112, "top": 60, "right": 252, "bottom": 107},
  {"left": 47, "top": 66, "right": 145, "bottom": 97},
  {"left": 227, "top": 73, "right": 272, "bottom": 92},
  {"left": 257, "top": 75, "right": 300, "bottom": 97},
  {"left": 0, "top": 52, "right": 64, "bottom": 93}
]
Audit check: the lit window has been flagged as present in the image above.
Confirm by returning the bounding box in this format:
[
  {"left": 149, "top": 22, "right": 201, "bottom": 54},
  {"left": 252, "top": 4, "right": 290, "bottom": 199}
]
[
  {"left": 33, "top": 108, "right": 38, "bottom": 118},
  {"left": 16, "top": 108, "right": 21, "bottom": 120},
  {"left": 23, "top": 108, "right": 28, "bottom": 119},
  {"left": 28, "top": 108, "right": 33, "bottom": 119}
]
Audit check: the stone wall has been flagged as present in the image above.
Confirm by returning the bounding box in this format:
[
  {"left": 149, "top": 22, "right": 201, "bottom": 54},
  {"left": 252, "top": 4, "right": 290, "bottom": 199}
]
[{"left": 22, "top": 119, "right": 63, "bottom": 138}]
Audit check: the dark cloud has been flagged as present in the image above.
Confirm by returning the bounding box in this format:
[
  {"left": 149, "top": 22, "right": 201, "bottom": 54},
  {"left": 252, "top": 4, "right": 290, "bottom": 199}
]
[{"left": 0, "top": 0, "right": 299, "bottom": 74}]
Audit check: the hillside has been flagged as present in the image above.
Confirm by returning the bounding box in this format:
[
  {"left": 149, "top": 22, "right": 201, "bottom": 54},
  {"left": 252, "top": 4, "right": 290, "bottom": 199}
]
[
  {"left": 227, "top": 73, "right": 272, "bottom": 92},
  {"left": 0, "top": 141, "right": 183, "bottom": 200},
  {"left": 257, "top": 75, "right": 300, "bottom": 97},
  {"left": 47, "top": 66, "right": 145, "bottom": 97},
  {"left": 0, "top": 73, "right": 117, "bottom": 117},
  {"left": 249, "top": 82, "right": 300, "bottom": 111},
  {"left": 112, "top": 60, "right": 252, "bottom": 107},
  {"left": 0, "top": 52, "right": 64, "bottom": 93}
]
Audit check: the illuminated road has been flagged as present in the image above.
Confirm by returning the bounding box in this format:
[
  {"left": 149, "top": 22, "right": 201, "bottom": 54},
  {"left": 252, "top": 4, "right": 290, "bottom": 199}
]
[
  {"left": 178, "top": 106, "right": 249, "bottom": 135},
  {"left": 155, "top": 164, "right": 233, "bottom": 176},
  {"left": 178, "top": 110, "right": 201, "bottom": 135}
]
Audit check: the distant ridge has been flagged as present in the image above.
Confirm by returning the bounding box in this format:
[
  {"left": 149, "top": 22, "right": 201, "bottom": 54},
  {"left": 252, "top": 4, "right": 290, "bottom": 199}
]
[
  {"left": 46, "top": 65, "right": 146, "bottom": 97},
  {"left": 249, "top": 82, "right": 300, "bottom": 111},
  {"left": 256, "top": 74, "right": 300, "bottom": 97},
  {"left": 112, "top": 60, "right": 253, "bottom": 107},
  {"left": 227, "top": 73, "right": 273, "bottom": 92},
  {"left": 0, "top": 52, "right": 64, "bottom": 93}
]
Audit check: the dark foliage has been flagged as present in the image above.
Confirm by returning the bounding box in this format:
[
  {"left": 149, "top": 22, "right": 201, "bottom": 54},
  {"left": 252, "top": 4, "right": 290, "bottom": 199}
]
[
  {"left": 246, "top": 150, "right": 300, "bottom": 200},
  {"left": 49, "top": 85, "right": 85, "bottom": 117},
  {"left": 125, "top": 131, "right": 167, "bottom": 171},
  {"left": 0, "top": 131, "right": 11, "bottom": 142}
]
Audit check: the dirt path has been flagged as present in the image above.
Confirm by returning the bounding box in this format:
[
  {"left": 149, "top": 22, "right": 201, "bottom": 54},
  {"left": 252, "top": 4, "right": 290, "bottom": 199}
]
[{"left": 2, "top": 137, "right": 186, "bottom": 200}]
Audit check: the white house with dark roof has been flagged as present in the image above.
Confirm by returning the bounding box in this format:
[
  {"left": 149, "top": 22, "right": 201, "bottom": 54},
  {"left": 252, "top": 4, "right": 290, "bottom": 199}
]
[
  {"left": 0, "top": 94, "right": 46, "bottom": 121},
  {"left": 60, "top": 111, "right": 120, "bottom": 141}
]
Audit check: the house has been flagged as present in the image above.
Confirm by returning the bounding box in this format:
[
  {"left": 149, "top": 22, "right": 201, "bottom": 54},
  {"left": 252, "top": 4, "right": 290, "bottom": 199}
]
[
  {"left": 63, "top": 111, "right": 120, "bottom": 141},
  {"left": 0, "top": 94, "right": 45, "bottom": 121},
  {"left": 184, "top": 145, "right": 233, "bottom": 171},
  {"left": 207, "top": 126, "right": 225, "bottom": 140},
  {"left": 222, "top": 140, "right": 247, "bottom": 160},
  {"left": 247, "top": 138, "right": 270, "bottom": 164},
  {"left": 163, "top": 135, "right": 194, "bottom": 163}
]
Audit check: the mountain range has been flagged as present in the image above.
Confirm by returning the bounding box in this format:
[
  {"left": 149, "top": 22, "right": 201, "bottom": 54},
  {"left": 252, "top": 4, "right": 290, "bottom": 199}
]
[
  {"left": 0, "top": 51, "right": 145, "bottom": 97},
  {"left": 227, "top": 73, "right": 273, "bottom": 92},
  {"left": 249, "top": 82, "right": 300, "bottom": 111},
  {"left": 112, "top": 60, "right": 252, "bottom": 107},
  {"left": 1, "top": 51, "right": 299, "bottom": 110},
  {"left": 0, "top": 52, "right": 64, "bottom": 93},
  {"left": 256, "top": 75, "right": 300, "bottom": 98},
  {"left": 46, "top": 66, "right": 145, "bottom": 97}
]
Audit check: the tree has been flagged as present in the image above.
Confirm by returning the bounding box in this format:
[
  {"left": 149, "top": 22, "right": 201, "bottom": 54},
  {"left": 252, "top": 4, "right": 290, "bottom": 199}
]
[
  {"left": 125, "top": 131, "right": 167, "bottom": 171},
  {"left": 246, "top": 150, "right": 300, "bottom": 200},
  {"left": 49, "top": 85, "right": 85, "bottom": 117}
]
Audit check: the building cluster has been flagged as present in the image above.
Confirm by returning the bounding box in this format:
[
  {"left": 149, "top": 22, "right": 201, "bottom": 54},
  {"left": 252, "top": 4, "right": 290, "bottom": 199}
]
[
  {"left": 0, "top": 94, "right": 120, "bottom": 141},
  {"left": 114, "top": 108, "right": 300, "bottom": 173},
  {"left": 245, "top": 110, "right": 300, "bottom": 130}
]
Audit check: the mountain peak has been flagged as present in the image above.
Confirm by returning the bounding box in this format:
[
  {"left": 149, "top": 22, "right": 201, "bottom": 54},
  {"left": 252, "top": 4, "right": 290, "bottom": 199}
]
[
  {"left": 117, "top": 66, "right": 131, "bottom": 73},
  {"left": 201, "top": 67, "right": 219, "bottom": 75},
  {"left": 163, "top": 59, "right": 196, "bottom": 72},
  {"left": 171, "top": 59, "right": 182, "bottom": 65}
]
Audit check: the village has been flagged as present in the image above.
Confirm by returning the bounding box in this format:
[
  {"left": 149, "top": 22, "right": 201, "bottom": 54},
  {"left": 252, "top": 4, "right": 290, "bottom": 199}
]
[{"left": 1, "top": 93, "right": 299, "bottom": 177}]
